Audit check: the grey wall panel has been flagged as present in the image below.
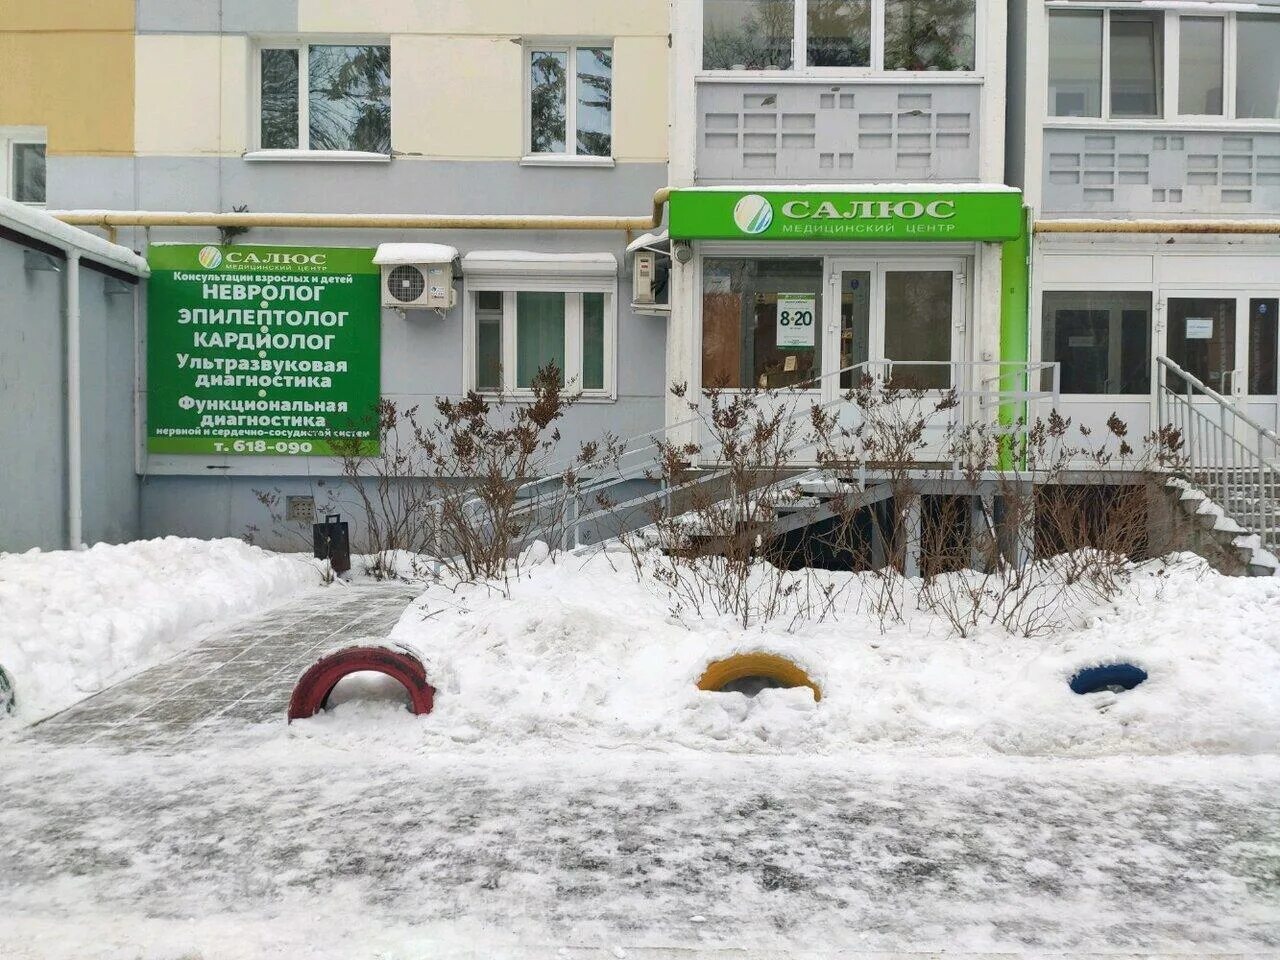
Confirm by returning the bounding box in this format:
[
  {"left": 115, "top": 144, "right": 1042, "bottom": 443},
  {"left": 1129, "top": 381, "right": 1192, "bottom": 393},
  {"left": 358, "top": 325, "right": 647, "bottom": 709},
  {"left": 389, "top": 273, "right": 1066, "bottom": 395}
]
[
  {"left": 1043, "top": 128, "right": 1280, "bottom": 217},
  {"left": 43, "top": 154, "right": 671, "bottom": 538},
  {"left": 77, "top": 272, "right": 140, "bottom": 545},
  {"left": 137, "top": 0, "right": 298, "bottom": 35},
  {"left": 45, "top": 157, "right": 138, "bottom": 214},
  {"left": 0, "top": 240, "right": 67, "bottom": 551},
  {"left": 141, "top": 393, "right": 665, "bottom": 547},
  {"left": 46, "top": 156, "right": 667, "bottom": 222},
  {"left": 697, "top": 82, "right": 982, "bottom": 183}
]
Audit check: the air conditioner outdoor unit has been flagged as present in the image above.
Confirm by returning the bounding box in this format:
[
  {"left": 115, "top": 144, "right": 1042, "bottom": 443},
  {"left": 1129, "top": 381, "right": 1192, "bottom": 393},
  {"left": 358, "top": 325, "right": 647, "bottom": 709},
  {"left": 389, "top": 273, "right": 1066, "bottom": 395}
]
[{"left": 374, "top": 243, "right": 459, "bottom": 311}]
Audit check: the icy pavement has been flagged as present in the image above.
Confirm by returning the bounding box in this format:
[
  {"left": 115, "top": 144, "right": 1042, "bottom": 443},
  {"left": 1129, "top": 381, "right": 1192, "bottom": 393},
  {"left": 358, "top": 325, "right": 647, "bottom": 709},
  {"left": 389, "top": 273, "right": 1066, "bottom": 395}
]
[
  {"left": 23, "top": 583, "right": 420, "bottom": 747},
  {"left": 1, "top": 740, "right": 1278, "bottom": 960}
]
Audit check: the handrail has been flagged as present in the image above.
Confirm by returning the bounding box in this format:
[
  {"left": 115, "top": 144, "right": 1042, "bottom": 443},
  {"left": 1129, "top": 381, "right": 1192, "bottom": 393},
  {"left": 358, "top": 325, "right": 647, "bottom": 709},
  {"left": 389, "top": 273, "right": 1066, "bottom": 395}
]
[
  {"left": 501, "top": 357, "right": 1062, "bottom": 514},
  {"left": 1155, "top": 356, "right": 1280, "bottom": 446},
  {"left": 505, "top": 358, "right": 1061, "bottom": 550},
  {"left": 1155, "top": 355, "right": 1280, "bottom": 551}
]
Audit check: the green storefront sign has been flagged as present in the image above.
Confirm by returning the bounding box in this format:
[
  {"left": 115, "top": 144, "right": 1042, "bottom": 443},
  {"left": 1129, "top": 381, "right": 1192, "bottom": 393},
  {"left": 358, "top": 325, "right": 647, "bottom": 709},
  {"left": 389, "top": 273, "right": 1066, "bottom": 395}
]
[
  {"left": 668, "top": 188, "right": 1024, "bottom": 242},
  {"left": 147, "top": 244, "right": 381, "bottom": 456}
]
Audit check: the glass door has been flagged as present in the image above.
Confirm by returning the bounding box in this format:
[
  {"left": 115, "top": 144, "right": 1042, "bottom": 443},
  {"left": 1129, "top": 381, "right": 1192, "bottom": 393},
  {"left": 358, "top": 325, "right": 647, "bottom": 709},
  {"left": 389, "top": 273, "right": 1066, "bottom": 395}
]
[
  {"left": 1246, "top": 297, "right": 1280, "bottom": 435},
  {"left": 825, "top": 259, "right": 966, "bottom": 456},
  {"left": 877, "top": 264, "right": 963, "bottom": 391},
  {"left": 1165, "top": 296, "right": 1239, "bottom": 398}
]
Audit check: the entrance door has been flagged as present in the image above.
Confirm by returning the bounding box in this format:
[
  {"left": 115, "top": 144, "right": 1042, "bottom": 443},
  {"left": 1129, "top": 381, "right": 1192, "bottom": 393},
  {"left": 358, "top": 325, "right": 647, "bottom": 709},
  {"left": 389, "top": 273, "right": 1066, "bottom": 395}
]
[
  {"left": 1162, "top": 292, "right": 1280, "bottom": 454},
  {"left": 826, "top": 259, "right": 966, "bottom": 454},
  {"left": 1245, "top": 296, "right": 1280, "bottom": 436},
  {"left": 1165, "top": 295, "right": 1240, "bottom": 400}
]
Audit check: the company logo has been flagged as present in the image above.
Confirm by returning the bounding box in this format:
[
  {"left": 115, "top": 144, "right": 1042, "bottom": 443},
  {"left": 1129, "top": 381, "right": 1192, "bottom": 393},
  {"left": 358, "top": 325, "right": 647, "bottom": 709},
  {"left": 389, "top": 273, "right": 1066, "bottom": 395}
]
[
  {"left": 224, "top": 251, "right": 328, "bottom": 267},
  {"left": 780, "top": 198, "right": 957, "bottom": 221},
  {"left": 197, "top": 246, "right": 223, "bottom": 269},
  {"left": 733, "top": 194, "right": 774, "bottom": 235}
]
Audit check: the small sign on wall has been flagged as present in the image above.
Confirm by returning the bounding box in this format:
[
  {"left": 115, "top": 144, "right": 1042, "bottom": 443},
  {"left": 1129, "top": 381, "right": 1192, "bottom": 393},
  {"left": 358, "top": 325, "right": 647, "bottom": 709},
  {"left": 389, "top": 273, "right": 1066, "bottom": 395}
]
[
  {"left": 776, "top": 292, "right": 817, "bottom": 348},
  {"left": 1185, "top": 317, "right": 1214, "bottom": 339}
]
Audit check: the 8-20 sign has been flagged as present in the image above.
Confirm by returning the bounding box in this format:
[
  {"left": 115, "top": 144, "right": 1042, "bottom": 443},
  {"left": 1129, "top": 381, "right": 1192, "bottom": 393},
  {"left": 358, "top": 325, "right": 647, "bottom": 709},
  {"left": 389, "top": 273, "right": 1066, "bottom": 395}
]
[{"left": 776, "top": 292, "right": 816, "bottom": 349}]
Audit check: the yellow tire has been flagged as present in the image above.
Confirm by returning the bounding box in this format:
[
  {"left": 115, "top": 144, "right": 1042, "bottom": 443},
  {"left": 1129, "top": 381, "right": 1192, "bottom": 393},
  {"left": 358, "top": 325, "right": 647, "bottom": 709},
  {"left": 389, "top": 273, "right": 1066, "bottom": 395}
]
[{"left": 696, "top": 653, "right": 822, "bottom": 701}]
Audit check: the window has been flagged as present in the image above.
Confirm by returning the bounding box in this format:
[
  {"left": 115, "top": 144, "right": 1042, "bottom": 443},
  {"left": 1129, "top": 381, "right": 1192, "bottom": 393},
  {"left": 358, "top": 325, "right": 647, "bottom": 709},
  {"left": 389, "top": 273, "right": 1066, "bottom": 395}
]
[
  {"left": 1047, "top": 10, "right": 1162, "bottom": 118},
  {"left": 808, "top": 1, "right": 871, "bottom": 68},
  {"left": 1041, "top": 291, "right": 1152, "bottom": 395},
  {"left": 1048, "top": 11, "right": 1102, "bottom": 118},
  {"left": 702, "top": 258, "right": 823, "bottom": 390},
  {"left": 883, "top": 0, "right": 975, "bottom": 72},
  {"left": 1237, "top": 15, "right": 1280, "bottom": 119},
  {"left": 528, "top": 45, "right": 613, "bottom": 158},
  {"left": 470, "top": 290, "right": 613, "bottom": 395},
  {"left": 1178, "top": 17, "right": 1223, "bottom": 116},
  {"left": 1, "top": 128, "right": 46, "bottom": 204},
  {"left": 702, "top": 0, "right": 976, "bottom": 72},
  {"left": 1110, "top": 13, "right": 1162, "bottom": 118},
  {"left": 1050, "top": 11, "right": 1280, "bottom": 122},
  {"left": 257, "top": 44, "right": 390, "bottom": 153}
]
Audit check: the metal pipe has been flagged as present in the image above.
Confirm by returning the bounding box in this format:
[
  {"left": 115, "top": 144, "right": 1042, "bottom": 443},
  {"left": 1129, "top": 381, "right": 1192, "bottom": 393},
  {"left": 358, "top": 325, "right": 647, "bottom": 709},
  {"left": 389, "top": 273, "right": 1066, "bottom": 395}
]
[
  {"left": 54, "top": 188, "right": 674, "bottom": 234},
  {"left": 65, "top": 251, "right": 83, "bottom": 550},
  {"left": 1036, "top": 219, "right": 1280, "bottom": 235}
]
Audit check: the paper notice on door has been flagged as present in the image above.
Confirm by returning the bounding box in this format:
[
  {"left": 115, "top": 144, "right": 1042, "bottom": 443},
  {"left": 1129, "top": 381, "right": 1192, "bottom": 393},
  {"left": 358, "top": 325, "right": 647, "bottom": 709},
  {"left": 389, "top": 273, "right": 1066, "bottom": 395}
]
[
  {"left": 1185, "top": 317, "right": 1214, "bottom": 339},
  {"left": 776, "top": 292, "right": 816, "bottom": 349},
  {"left": 783, "top": 354, "right": 797, "bottom": 372}
]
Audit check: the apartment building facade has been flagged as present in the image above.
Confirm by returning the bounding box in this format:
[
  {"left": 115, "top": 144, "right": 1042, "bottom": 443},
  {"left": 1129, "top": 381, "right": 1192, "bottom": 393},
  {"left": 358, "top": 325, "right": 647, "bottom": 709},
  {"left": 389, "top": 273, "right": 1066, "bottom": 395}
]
[
  {"left": 1011, "top": 0, "right": 1280, "bottom": 444},
  {"left": 1, "top": 0, "right": 671, "bottom": 545},
  {"left": 661, "top": 0, "right": 1028, "bottom": 449}
]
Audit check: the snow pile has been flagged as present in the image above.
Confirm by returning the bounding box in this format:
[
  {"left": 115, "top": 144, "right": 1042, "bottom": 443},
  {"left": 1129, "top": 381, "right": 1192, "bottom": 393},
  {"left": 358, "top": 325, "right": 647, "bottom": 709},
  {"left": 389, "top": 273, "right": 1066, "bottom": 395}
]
[
  {"left": 334, "top": 549, "right": 1280, "bottom": 757},
  {"left": 0, "top": 538, "right": 320, "bottom": 723}
]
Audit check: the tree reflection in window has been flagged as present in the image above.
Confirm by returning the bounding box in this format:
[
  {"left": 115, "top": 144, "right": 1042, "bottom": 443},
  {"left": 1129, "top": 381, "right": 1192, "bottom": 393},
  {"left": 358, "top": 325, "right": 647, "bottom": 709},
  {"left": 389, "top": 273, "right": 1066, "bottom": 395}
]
[
  {"left": 530, "top": 50, "right": 568, "bottom": 153},
  {"left": 884, "top": 0, "right": 975, "bottom": 71},
  {"left": 704, "top": 0, "right": 796, "bottom": 70},
  {"left": 308, "top": 45, "right": 391, "bottom": 153}
]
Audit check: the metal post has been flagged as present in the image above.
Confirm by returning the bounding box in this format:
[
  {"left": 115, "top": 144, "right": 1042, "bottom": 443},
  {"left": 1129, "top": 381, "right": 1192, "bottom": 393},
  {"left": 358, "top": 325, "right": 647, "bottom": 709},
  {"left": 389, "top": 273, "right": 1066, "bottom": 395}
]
[{"left": 903, "top": 494, "right": 922, "bottom": 579}]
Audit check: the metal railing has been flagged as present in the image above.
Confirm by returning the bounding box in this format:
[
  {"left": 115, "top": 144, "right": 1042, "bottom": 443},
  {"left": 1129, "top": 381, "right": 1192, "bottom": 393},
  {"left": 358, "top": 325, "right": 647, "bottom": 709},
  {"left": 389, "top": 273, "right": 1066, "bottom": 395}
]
[
  {"left": 1156, "top": 356, "right": 1280, "bottom": 550},
  {"left": 426, "top": 358, "right": 1061, "bottom": 558}
]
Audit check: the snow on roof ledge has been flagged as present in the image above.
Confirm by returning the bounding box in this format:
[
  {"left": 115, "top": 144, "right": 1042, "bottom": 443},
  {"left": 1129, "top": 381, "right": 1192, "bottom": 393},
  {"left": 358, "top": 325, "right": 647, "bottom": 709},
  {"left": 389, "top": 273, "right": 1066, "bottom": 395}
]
[
  {"left": 2, "top": 199, "right": 149, "bottom": 276},
  {"left": 373, "top": 243, "right": 459, "bottom": 266},
  {"left": 627, "top": 230, "right": 668, "bottom": 254},
  {"left": 462, "top": 250, "right": 617, "bottom": 275}
]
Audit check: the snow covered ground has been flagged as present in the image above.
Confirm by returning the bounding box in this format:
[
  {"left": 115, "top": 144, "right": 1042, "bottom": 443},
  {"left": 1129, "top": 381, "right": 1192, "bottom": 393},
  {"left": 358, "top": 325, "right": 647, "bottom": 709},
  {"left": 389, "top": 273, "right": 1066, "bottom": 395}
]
[
  {"left": 2, "top": 742, "right": 1277, "bottom": 959},
  {"left": 0, "top": 537, "right": 321, "bottom": 723},
  {"left": 366, "top": 549, "right": 1280, "bottom": 758},
  {"left": 2, "top": 542, "right": 1279, "bottom": 958}
]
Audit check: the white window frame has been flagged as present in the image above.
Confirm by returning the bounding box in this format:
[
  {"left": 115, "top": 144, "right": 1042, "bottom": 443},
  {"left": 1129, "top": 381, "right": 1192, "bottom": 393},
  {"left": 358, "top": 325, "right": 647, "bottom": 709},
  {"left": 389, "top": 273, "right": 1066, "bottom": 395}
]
[
  {"left": 1, "top": 126, "right": 47, "bottom": 205},
  {"left": 463, "top": 281, "right": 618, "bottom": 401},
  {"left": 248, "top": 39, "right": 392, "bottom": 160},
  {"left": 697, "top": 0, "right": 984, "bottom": 80},
  {"left": 1046, "top": 5, "right": 1280, "bottom": 125},
  {"left": 522, "top": 41, "right": 616, "bottom": 166}
]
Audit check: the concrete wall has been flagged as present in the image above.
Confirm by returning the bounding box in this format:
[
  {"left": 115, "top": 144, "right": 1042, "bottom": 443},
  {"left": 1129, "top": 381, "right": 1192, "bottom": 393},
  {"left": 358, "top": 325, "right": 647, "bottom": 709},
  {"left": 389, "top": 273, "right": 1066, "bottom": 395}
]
[
  {"left": 23, "top": 0, "right": 674, "bottom": 547},
  {"left": 0, "top": 236, "right": 66, "bottom": 550},
  {"left": 0, "top": 0, "right": 135, "bottom": 158},
  {"left": 0, "top": 231, "right": 141, "bottom": 551}
]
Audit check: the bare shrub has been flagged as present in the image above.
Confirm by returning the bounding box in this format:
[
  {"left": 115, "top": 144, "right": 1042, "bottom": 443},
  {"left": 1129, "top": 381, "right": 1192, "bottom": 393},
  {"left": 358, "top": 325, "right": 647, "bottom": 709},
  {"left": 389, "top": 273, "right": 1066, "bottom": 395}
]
[
  {"left": 322, "top": 364, "right": 619, "bottom": 584},
  {"left": 619, "top": 383, "right": 836, "bottom": 629}
]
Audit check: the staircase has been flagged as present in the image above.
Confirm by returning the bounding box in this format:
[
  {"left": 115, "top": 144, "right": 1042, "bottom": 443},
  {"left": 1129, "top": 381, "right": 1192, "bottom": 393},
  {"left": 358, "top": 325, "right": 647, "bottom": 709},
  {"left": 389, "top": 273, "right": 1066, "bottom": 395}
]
[{"left": 1157, "top": 356, "right": 1280, "bottom": 576}]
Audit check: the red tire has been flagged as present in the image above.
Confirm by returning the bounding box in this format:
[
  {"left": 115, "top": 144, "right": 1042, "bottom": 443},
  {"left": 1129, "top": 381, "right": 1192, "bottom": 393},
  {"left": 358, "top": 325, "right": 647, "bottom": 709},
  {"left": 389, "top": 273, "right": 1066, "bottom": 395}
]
[{"left": 288, "top": 645, "right": 435, "bottom": 721}]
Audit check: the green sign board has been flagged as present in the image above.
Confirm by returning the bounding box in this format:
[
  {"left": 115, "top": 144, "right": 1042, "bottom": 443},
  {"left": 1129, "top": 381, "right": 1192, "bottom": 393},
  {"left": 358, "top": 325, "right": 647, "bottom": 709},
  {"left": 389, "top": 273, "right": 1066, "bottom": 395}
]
[
  {"left": 147, "top": 244, "right": 381, "bottom": 456},
  {"left": 668, "top": 189, "right": 1024, "bottom": 242}
]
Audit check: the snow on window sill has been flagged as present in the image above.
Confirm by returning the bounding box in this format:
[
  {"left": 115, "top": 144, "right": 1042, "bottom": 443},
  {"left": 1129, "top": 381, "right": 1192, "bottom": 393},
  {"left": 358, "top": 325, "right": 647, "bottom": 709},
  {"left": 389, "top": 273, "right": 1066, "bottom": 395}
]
[
  {"left": 520, "top": 154, "right": 616, "bottom": 169},
  {"left": 243, "top": 149, "right": 392, "bottom": 163}
]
